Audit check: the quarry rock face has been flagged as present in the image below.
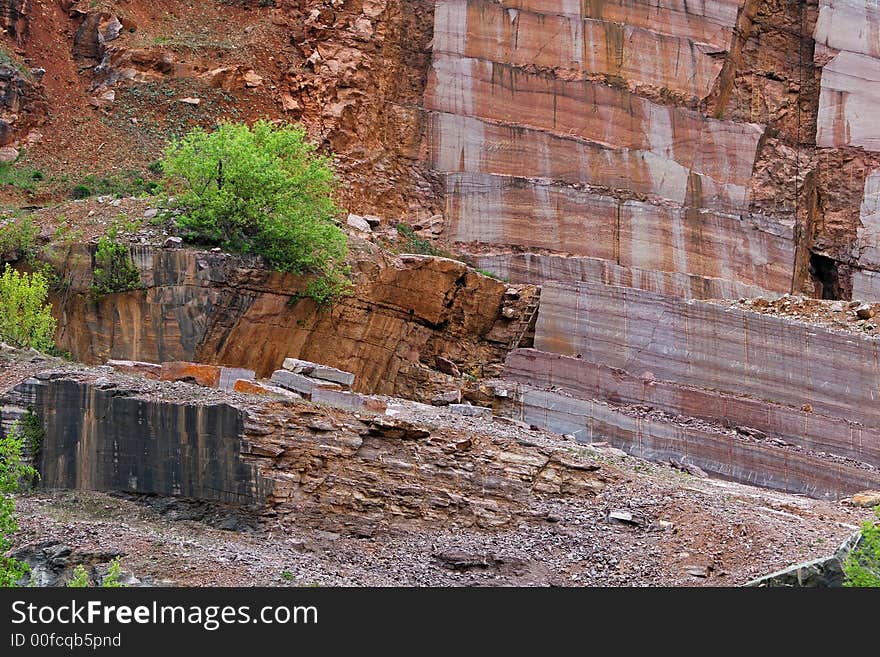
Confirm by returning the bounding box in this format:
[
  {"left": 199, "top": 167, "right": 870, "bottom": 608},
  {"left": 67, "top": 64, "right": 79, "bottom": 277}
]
[
  {"left": 48, "top": 244, "right": 538, "bottom": 403},
  {"left": 16, "top": 0, "right": 880, "bottom": 513},
  {"left": 0, "top": 371, "right": 605, "bottom": 533}
]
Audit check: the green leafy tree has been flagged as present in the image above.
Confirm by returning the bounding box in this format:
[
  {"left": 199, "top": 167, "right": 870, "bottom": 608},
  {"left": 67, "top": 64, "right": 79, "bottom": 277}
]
[
  {"left": 162, "top": 121, "right": 350, "bottom": 303},
  {"left": 66, "top": 564, "right": 89, "bottom": 588},
  {"left": 90, "top": 237, "right": 141, "bottom": 297},
  {"left": 0, "top": 264, "right": 56, "bottom": 350},
  {"left": 0, "top": 421, "right": 38, "bottom": 587},
  {"left": 844, "top": 505, "right": 880, "bottom": 587}
]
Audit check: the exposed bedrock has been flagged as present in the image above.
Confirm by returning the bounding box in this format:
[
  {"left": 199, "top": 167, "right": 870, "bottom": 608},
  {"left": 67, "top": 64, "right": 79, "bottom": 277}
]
[
  {"left": 0, "top": 373, "right": 606, "bottom": 532},
  {"left": 535, "top": 281, "right": 880, "bottom": 428},
  {"left": 496, "top": 279, "right": 880, "bottom": 497},
  {"left": 498, "top": 383, "right": 880, "bottom": 499},
  {"left": 5, "top": 377, "right": 266, "bottom": 506},
  {"left": 423, "top": 0, "right": 817, "bottom": 295},
  {"left": 505, "top": 349, "right": 880, "bottom": 469},
  {"left": 47, "top": 244, "right": 537, "bottom": 401}
]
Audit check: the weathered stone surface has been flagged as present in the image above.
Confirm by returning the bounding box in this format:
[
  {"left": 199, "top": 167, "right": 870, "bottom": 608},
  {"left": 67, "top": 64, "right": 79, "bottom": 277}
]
[
  {"left": 504, "top": 348, "right": 880, "bottom": 469},
  {"left": 429, "top": 113, "right": 756, "bottom": 214},
  {"left": 470, "top": 253, "right": 781, "bottom": 299},
  {"left": 270, "top": 370, "right": 341, "bottom": 396},
  {"left": 346, "top": 213, "right": 372, "bottom": 233},
  {"left": 855, "top": 168, "right": 880, "bottom": 270},
  {"left": 5, "top": 378, "right": 265, "bottom": 506},
  {"left": 218, "top": 367, "right": 255, "bottom": 392},
  {"left": 747, "top": 532, "right": 862, "bottom": 587},
  {"left": 434, "top": 0, "right": 727, "bottom": 99},
  {"left": 852, "top": 268, "right": 880, "bottom": 301},
  {"left": 815, "top": 0, "right": 880, "bottom": 59},
  {"left": 310, "top": 388, "right": 387, "bottom": 413},
  {"left": 427, "top": 56, "right": 762, "bottom": 197},
  {"left": 160, "top": 361, "right": 221, "bottom": 388},
  {"left": 431, "top": 389, "right": 461, "bottom": 406},
  {"left": 500, "top": 384, "right": 880, "bottom": 499},
  {"left": 106, "top": 359, "right": 161, "bottom": 380},
  {"left": 851, "top": 490, "right": 880, "bottom": 507},
  {"left": 534, "top": 280, "right": 880, "bottom": 429},
  {"left": 282, "top": 358, "right": 355, "bottom": 387},
  {"left": 49, "top": 246, "right": 530, "bottom": 402},
  {"left": 816, "top": 51, "right": 880, "bottom": 150},
  {"left": 498, "top": 0, "right": 742, "bottom": 46},
  {"left": 232, "top": 379, "right": 301, "bottom": 399}
]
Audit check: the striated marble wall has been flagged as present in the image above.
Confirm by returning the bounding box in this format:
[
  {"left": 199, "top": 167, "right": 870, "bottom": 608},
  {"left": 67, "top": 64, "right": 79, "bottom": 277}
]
[{"left": 425, "top": 0, "right": 801, "bottom": 297}]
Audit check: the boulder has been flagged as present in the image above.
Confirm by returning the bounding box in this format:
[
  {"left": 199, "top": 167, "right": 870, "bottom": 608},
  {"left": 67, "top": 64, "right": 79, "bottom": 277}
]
[{"left": 346, "top": 213, "right": 372, "bottom": 233}]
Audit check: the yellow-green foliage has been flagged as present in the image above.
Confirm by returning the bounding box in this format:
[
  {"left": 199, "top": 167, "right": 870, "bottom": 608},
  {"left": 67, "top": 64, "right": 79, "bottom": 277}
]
[
  {"left": 0, "top": 264, "right": 56, "bottom": 351},
  {"left": 844, "top": 506, "right": 880, "bottom": 587}
]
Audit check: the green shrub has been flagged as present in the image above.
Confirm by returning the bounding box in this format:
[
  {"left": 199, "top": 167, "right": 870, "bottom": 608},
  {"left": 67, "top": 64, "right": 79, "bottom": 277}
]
[
  {"left": 66, "top": 565, "right": 89, "bottom": 588},
  {"left": 0, "top": 218, "right": 38, "bottom": 264},
  {"left": 101, "top": 557, "right": 126, "bottom": 587},
  {"left": 0, "top": 421, "right": 39, "bottom": 587},
  {"left": 396, "top": 223, "right": 444, "bottom": 257},
  {"left": 70, "top": 184, "right": 92, "bottom": 200},
  {"left": 162, "top": 121, "right": 350, "bottom": 303},
  {"left": 844, "top": 506, "right": 880, "bottom": 587},
  {"left": 0, "top": 264, "right": 56, "bottom": 350},
  {"left": 91, "top": 237, "right": 142, "bottom": 297}
]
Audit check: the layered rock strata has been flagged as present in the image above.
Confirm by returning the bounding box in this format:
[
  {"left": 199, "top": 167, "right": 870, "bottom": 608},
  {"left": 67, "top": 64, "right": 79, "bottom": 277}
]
[
  {"left": 46, "top": 244, "right": 538, "bottom": 402},
  {"left": 1, "top": 370, "right": 606, "bottom": 531},
  {"left": 496, "top": 279, "right": 880, "bottom": 497}
]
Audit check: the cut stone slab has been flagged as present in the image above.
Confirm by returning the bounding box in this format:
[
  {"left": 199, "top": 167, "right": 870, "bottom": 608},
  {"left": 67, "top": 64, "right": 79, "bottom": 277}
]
[
  {"left": 218, "top": 367, "right": 255, "bottom": 392},
  {"left": 233, "top": 379, "right": 302, "bottom": 399},
  {"left": 311, "top": 388, "right": 387, "bottom": 413},
  {"left": 281, "top": 358, "right": 355, "bottom": 387},
  {"left": 270, "top": 369, "right": 341, "bottom": 396},
  {"left": 449, "top": 403, "right": 492, "bottom": 419},
  {"left": 106, "top": 359, "right": 162, "bottom": 380},
  {"left": 160, "top": 362, "right": 221, "bottom": 387}
]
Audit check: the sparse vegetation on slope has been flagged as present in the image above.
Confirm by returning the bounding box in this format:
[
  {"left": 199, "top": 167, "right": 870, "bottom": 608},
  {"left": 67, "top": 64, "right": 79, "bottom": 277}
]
[{"left": 91, "top": 236, "right": 142, "bottom": 298}]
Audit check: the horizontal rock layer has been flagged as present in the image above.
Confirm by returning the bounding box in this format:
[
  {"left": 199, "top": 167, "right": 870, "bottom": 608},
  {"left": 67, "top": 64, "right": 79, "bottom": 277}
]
[
  {"left": 434, "top": 0, "right": 727, "bottom": 99},
  {"left": 6, "top": 378, "right": 264, "bottom": 505},
  {"left": 2, "top": 373, "right": 606, "bottom": 531},
  {"left": 499, "top": 384, "right": 880, "bottom": 499},
  {"left": 497, "top": 0, "right": 742, "bottom": 47},
  {"left": 470, "top": 252, "right": 779, "bottom": 299},
  {"left": 534, "top": 281, "right": 880, "bottom": 429},
  {"left": 428, "top": 112, "right": 755, "bottom": 213},
  {"left": 426, "top": 55, "right": 762, "bottom": 195},
  {"left": 444, "top": 173, "right": 794, "bottom": 292},
  {"left": 505, "top": 348, "right": 880, "bottom": 468}
]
